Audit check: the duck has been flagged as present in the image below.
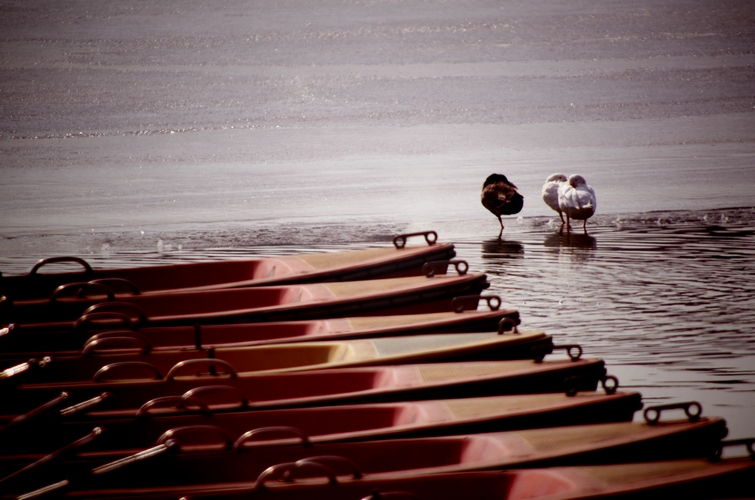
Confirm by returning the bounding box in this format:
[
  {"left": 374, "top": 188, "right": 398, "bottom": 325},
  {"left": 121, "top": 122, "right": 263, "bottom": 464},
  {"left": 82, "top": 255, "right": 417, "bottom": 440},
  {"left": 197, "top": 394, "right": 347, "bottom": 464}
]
[
  {"left": 558, "top": 174, "right": 596, "bottom": 232},
  {"left": 481, "top": 173, "right": 524, "bottom": 238},
  {"left": 541, "top": 173, "right": 568, "bottom": 224}
]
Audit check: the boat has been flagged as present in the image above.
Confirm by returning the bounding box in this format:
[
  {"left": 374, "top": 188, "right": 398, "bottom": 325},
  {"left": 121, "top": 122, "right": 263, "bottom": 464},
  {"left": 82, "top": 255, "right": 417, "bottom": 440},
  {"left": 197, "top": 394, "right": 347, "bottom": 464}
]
[
  {"left": 3, "top": 355, "right": 608, "bottom": 428},
  {"left": 0, "top": 307, "right": 519, "bottom": 356},
  {"left": 1, "top": 273, "right": 490, "bottom": 329},
  {"left": 4, "top": 330, "right": 554, "bottom": 387},
  {"left": 89, "top": 458, "right": 755, "bottom": 500},
  {"left": 0, "top": 232, "right": 455, "bottom": 301},
  {"left": 0, "top": 416, "right": 728, "bottom": 494},
  {"left": 13, "top": 448, "right": 754, "bottom": 499},
  {"left": 0, "top": 389, "right": 642, "bottom": 457}
]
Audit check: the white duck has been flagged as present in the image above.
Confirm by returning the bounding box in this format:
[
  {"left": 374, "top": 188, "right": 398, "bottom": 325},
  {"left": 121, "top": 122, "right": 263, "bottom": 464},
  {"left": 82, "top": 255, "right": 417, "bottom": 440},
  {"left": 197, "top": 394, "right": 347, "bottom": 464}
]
[
  {"left": 558, "top": 174, "right": 596, "bottom": 232},
  {"left": 541, "top": 173, "right": 568, "bottom": 224}
]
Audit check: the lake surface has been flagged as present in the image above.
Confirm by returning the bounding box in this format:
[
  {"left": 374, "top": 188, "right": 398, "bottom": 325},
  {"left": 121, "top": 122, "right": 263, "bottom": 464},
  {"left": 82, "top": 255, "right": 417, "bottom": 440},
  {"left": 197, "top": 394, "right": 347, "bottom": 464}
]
[{"left": 1, "top": 0, "right": 754, "bottom": 442}]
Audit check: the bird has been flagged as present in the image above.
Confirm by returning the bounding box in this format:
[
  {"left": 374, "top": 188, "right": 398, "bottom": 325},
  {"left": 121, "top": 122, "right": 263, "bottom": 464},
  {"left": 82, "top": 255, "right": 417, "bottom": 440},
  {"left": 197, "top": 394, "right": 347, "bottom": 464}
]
[
  {"left": 481, "top": 173, "right": 524, "bottom": 238},
  {"left": 541, "top": 173, "right": 568, "bottom": 224},
  {"left": 558, "top": 174, "right": 596, "bottom": 232}
]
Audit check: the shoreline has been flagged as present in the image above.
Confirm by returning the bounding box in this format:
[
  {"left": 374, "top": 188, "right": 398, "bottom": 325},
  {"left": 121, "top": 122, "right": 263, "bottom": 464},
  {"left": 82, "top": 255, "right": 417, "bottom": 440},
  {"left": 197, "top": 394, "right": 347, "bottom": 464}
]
[{"left": 1, "top": 204, "right": 753, "bottom": 275}]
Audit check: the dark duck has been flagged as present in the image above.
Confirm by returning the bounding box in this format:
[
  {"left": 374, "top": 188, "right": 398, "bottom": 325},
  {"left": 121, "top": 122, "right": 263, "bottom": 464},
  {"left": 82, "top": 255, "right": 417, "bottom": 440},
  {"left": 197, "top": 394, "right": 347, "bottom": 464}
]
[{"left": 481, "top": 173, "right": 524, "bottom": 238}]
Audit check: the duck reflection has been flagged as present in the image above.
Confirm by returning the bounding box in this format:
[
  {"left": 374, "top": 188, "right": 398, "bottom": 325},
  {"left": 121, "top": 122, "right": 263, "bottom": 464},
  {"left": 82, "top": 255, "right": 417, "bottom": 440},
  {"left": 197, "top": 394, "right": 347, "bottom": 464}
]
[
  {"left": 544, "top": 232, "right": 597, "bottom": 250},
  {"left": 482, "top": 238, "right": 525, "bottom": 259},
  {"left": 544, "top": 231, "right": 597, "bottom": 263}
]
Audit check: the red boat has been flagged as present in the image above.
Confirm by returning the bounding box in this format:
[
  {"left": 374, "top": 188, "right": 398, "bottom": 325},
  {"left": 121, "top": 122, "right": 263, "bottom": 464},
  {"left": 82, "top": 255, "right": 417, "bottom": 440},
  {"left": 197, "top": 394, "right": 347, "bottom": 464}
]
[
  {"left": 0, "top": 417, "right": 728, "bottom": 495},
  {"left": 0, "top": 232, "right": 455, "bottom": 301},
  {"left": 1, "top": 273, "right": 490, "bottom": 329},
  {"left": 12, "top": 456, "right": 754, "bottom": 499},
  {"left": 1, "top": 389, "right": 640, "bottom": 457},
  {"left": 0, "top": 308, "right": 519, "bottom": 356},
  {"left": 5, "top": 330, "right": 553, "bottom": 387},
  {"left": 3, "top": 355, "right": 607, "bottom": 429}
]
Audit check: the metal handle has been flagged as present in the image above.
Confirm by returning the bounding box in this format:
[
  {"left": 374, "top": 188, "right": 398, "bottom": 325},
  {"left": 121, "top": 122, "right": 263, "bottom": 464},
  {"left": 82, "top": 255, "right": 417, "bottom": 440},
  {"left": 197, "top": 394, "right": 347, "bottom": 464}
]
[
  {"left": 497, "top": 317, "right": 519, "bottom": 335},
  {"left": 0, "top": 323, "right": 15, "bottom": 338},
  {"left": 92, "top": 441, "right": 178, "bottom": 476},
  {"left": 82, "top": 336, "right": 152, "bottom": 355},
  {"left": 84, "top": 329, "right": 149, "bottom": 345},
  {"left": 451, "top": 294, "right": 501, "bottom": 313},
  {"left": 0, "top": 356, "right": 50, "bottom": 382},
  {"left": 51, "top": 282, "right": 114, "bottom": 302},
  {"left": 93, "top": 361, "right": 164, "bottom": 382},
  {"left": 156, "top": 425, "right": 233, "bottom": 452},
  {"left": 256, "top": 461, "right": 337, "bottom": 489},
  {"left": 81, "top": 301, "right": 147, "bottom": 324},
  {"left": 600, "top": 375, "right": 619, "bottom": 395},
  {"left": 392, "top": 231, "right": 438, "bottom": 249},
  {"left": 29, "top": 257, "right": 93, "bottom": 275},
  {"left": 88, "top": 278, "right": 141, "bottom": 295},
  {"left": 60, "top": 392, "right": 112, "bottom": 417},
  {"left": 234, "top": 426, "right": 312, "bottom": 450},
  {"left": 6, "top": 391, "right": 69, "bottom": 429},
  {"left": 166, "top": 359, "right": 238, "bottom": 381},
  {"left": 0, "top": 427, "right": 103, "bottom": 485},
  {"left": 182, "top": 385, "right": 249, "bottom": 409},
  {"left": 710, "top": 438, "right": 755, "bottom": 461},
  {"left": 551, "top": 344, "right": 582, "bottom": 361},
  {"left": 644, "top": 402, "right": 702, "bottom": 425},
  {"left": 563, "top": 374, "right": 618, "bottom": 397},
  {"left": 73, "top": 312, "right": 137, "bottom": 332},
  {"left": 422, "top": 260, "right": 468, "bottom": 277},
  {"left": 136, "top": 395, "right": 210, "bottom": 417}
]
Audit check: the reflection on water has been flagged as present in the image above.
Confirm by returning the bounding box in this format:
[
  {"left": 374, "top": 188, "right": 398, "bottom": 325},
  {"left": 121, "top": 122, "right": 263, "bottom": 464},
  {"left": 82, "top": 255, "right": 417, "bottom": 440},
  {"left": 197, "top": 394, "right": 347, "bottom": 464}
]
[
  {"left": 0, "top": 207, "right": 753, "bottom": 439},
  {"left": 542, "top": 231, "right": 597, "bottom": 264},
  {"left": 543, "top": 232, "right": 597, "bottom": 250},
  {"left": 481, "top": 239, "right": 525, "bottom": 260}
]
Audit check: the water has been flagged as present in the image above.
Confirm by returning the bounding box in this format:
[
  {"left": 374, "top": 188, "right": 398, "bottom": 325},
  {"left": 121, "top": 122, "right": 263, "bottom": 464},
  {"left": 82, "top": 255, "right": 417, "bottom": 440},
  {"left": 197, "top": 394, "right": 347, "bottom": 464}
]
[{"left": 1, "top": 0, "right": 755, "bottom": 444}]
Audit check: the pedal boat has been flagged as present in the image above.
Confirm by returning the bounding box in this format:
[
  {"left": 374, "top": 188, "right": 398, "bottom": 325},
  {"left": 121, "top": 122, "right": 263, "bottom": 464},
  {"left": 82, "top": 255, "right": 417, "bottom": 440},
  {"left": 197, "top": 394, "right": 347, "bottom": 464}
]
[
  {"left": 3, "top": 353, "right": 604, "bottom": 427},
  {"left": 4, "top": 330, "right": 552, "bottom": 385},
  {"left": 0, "top": 232, "right": 455, "bottom": 301},
  {"left": 1, "top": 272, "right": 489, "bottom": 329},
  {"left": 0, "top": 415, "right": 729, "bottom": 495}
]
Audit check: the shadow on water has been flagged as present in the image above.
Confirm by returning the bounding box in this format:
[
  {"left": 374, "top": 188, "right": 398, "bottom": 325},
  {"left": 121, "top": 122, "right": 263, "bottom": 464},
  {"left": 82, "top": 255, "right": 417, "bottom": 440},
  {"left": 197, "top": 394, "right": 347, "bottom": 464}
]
[
  {"left": 543, "top": 232, "right": 597, "bottom": 250},
  {"left": 481, "top": 239, "right": 524, "bottom": 260}
]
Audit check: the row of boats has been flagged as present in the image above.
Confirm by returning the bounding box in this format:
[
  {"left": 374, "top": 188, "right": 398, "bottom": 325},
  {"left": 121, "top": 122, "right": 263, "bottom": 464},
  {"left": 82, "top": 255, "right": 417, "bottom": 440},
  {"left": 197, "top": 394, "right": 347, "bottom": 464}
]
[{"left": 0, "top": 231, "right": 752, "bottom": 499}]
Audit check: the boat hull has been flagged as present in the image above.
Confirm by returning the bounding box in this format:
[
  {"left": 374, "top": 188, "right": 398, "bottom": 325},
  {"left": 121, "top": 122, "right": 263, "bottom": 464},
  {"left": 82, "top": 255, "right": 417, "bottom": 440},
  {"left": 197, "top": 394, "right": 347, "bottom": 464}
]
[
  {"left": 1, "top": 274, "right": 490, "bottom": 329},
  {"left": 0, "top": 241, "right": 456, "bottom": 301}
]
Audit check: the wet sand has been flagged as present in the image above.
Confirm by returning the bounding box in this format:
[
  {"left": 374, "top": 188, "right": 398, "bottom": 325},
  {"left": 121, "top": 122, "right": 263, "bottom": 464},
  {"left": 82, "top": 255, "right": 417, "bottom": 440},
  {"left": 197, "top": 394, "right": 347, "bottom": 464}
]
[{"left": 1, "top": 1, "right": 755, "bottom": 440}]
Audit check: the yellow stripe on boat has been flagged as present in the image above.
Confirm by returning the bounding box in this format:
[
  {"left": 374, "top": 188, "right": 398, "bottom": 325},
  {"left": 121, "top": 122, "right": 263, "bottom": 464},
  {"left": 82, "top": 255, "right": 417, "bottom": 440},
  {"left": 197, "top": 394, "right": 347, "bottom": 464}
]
[
  {"left": 345, "top": 312, "right": 474, "bottom": 330},
  {"left": 295, "top": 247, "right": 417, "bottom": 269},
  {"left": 444, "top": 393, "right": 574, "bottom": 419},
  {"left": 573, "top": 459, "right": 721, "bottom": 486},
  {"left": 417, "top": 360, "right": 537, "bottom": 383}
]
